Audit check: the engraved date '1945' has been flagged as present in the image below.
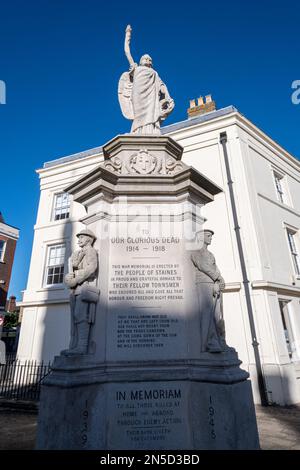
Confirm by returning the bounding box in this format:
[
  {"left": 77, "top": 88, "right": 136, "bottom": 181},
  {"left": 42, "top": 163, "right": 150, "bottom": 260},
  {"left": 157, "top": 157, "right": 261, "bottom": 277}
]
[{"left": 80, "top": 400, "right": 89, "bottom": 447}]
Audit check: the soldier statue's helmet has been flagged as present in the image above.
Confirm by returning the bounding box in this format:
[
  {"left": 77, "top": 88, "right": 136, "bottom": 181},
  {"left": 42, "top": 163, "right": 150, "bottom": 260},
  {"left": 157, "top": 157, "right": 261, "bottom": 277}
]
[
  {"left": 196, "top": 229, "right": 214, "bottom": 236},
  {"left": 76, "top": 229, "right": 96, "bottom": 240}
]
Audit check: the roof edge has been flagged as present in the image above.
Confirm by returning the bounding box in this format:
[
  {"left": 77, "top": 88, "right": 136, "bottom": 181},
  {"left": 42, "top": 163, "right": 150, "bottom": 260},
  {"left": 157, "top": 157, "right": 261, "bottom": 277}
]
[
  {"left": 41, "top": 107, "right": 236, "bottom": 170},
  {"left": 40, "top": 104, "right": 299, "bottom": 171},
  {"left": 161, "top": 105, "right": 237, "bottom": 134},
  {"left": 43, "top": 146, "right": 103, "bottom": 169}
]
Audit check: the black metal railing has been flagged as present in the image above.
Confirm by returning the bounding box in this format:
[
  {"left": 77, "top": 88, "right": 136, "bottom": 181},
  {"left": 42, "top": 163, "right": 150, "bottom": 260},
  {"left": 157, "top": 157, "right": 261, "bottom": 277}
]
[{"left": 0, "top": 356, "right": 52, "bottom": 401}]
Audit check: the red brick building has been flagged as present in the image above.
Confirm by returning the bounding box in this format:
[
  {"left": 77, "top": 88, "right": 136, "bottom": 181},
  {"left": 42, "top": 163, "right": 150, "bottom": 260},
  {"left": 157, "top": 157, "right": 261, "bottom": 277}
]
[{"left": 0, "top": 212, "right": 19, "bottom": 311}]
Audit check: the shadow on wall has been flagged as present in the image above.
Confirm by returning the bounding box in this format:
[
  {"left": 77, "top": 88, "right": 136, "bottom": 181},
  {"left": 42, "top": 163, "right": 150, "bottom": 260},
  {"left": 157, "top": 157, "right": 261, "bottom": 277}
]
[
  {"left": 264, "top": 370, "right": 300, "bottom": 407},
  {"left": 39, "top": 216, "right": 75, "bottom": 363}
]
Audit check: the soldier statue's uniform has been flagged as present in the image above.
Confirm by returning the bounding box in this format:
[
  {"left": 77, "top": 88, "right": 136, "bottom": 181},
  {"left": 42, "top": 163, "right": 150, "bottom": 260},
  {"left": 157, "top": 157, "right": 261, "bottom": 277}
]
[
  {"left": 191, "top": 229, "right": 226, "bottom": 353},
  {"left": 62, "top": 229, "right": 99, "bottom": 356}
]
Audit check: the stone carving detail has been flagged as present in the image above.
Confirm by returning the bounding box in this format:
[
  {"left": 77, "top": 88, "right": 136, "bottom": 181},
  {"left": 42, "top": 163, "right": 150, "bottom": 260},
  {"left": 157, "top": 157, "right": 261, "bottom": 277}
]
[
  {"left": 105, "top": 157, "right": 122, "bottom": 174},
  {"left": 128, "top": 148, "right": 160, "bottom": 174},
  {"left": 191, "top": 229, "right": 227, "bottom": 353},
  {"left": 104, "top": 149, "right": 183, "bottom": 176},
  {"left": 165, "top": 158, "right": 183, "bottom": 175},
  {"left": 61, "top": 229, "right": 99, "bottom": 356}
]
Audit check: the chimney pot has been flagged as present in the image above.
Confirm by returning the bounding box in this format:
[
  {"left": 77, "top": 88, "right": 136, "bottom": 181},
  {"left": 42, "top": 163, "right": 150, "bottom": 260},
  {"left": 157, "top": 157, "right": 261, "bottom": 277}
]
[{"left": 187, "top": 93, "right": 216, "bottom": 119}]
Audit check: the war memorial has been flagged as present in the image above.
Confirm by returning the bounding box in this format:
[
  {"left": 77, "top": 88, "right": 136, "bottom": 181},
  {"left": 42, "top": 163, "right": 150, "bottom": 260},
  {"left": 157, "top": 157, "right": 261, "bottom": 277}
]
[{"left": 36, "top": 26, "right": 259, "bottom": 450}]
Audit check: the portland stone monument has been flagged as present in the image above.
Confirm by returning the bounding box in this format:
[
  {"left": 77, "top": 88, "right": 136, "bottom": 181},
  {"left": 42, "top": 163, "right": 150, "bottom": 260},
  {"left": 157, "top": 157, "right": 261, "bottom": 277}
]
[{"left": 36, "top": 26, "right": 259, "bottom": 450}]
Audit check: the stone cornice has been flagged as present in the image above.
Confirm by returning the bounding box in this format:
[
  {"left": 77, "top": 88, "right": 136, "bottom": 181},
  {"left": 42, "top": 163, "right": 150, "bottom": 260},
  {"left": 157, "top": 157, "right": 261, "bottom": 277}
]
[{"left": 252, "top": 280, "right": 300, "bottom": 295}]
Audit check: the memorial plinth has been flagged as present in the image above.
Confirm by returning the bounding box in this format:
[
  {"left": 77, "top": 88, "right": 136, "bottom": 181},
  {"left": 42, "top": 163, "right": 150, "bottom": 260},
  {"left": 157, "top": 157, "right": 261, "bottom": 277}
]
[{"left": 36, "top": 135, "right": 259, "bottom": 450}]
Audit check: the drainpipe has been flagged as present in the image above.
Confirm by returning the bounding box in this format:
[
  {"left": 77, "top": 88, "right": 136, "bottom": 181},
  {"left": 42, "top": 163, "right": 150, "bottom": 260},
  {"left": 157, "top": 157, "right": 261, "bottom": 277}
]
[{"left": 220, "top": 131, "right": 268, "bottom": 406}]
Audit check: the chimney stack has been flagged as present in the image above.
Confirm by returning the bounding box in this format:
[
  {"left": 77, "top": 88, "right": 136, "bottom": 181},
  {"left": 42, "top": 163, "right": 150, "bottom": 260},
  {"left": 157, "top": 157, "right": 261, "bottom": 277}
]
[{"left": 187, "top": 94, "right": 216, "bottom": 119}]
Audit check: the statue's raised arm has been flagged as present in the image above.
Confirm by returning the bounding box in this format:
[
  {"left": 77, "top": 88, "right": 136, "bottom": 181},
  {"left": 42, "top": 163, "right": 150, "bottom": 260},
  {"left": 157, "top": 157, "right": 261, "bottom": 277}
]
[
  {"left": 118, "top": 25, "right": 174, "bottom": 135},
  {"left": 124, "top": 25, "right": 135, "bottom": 69}
]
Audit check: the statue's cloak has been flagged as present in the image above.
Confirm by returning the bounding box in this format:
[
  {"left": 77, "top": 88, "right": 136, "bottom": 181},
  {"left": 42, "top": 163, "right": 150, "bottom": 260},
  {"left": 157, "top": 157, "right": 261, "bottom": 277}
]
[
  {"left": 118, "top": 65, "right": 163, "bottom": 132},
  {"left": 131, "top": 65, "right": 161, "bottom": 132}
]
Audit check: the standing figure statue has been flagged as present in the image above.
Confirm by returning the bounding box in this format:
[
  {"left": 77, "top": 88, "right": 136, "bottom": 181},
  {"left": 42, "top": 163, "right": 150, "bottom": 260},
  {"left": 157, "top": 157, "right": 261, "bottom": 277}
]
[
  {"left": 118, "top": 25, "right": 175, "bottom": 135},
  {"left": 191, "top": 229, "right": 227, "bottom": 353},
  {"left": 62, "top": 229, "right": 99, "bottom": 356}
]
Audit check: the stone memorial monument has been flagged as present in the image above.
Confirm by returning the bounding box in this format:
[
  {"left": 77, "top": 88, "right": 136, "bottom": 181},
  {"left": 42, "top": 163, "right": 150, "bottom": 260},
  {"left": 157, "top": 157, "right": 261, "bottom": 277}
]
[{"left": 36, "top": 26, "right": 259, "bottom": 450}]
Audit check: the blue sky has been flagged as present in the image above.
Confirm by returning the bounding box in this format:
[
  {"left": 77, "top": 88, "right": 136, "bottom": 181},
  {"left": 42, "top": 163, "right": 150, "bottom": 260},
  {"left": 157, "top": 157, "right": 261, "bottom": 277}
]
[{"left": 0, "top": 0, "right": 299, "bottom": 299}]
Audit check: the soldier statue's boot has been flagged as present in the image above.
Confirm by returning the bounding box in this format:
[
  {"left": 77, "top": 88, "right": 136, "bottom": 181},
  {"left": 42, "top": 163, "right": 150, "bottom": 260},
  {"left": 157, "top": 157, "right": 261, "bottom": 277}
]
[
  {"left": 206, "top": 334, "right": 223, "bottom": 353},
  {"left": 64, "top": 322, "right": 90, "bottom": 355},
  {"left": 61, "top": 344, "right": 75, "bottom": 356},
  {"left": 61, "top": 348, "right": 71, "bottom": 355},
  {"left": 207, "top": 344, "right": 223, "bottom": 353},
  {"left": 61, "top": 337, "right": 78, "bottom": 356}
]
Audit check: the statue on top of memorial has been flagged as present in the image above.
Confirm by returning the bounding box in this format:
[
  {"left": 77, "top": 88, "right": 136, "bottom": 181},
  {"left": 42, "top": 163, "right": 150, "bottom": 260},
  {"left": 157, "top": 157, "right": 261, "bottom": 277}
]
[{"left": 118, "top": 25, "right": 175, "bottom": 135}]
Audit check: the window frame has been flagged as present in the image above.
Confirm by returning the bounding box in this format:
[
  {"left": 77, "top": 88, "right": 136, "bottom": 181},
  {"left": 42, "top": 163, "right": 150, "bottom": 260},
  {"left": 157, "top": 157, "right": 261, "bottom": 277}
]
[
  {"left": 43, "top": 243, "right": 66, "bottom": 287},
  {"left": 0, "top": 240, "right": 6, "bottom": 262},
  {"left": 278, "top": 299, "right": 296, "bottom": 360},
  {"left": 51, "top": 192, "right": 71, "bottom": 222},
  {"left": 273, "top": 171, "right": 285, "bottom": 204},
  {"left": 271, "top": 166, "right": 293, "bottom": 207},
  {"left": 285, "top": 227, "right": 300, "bottom": 277}
]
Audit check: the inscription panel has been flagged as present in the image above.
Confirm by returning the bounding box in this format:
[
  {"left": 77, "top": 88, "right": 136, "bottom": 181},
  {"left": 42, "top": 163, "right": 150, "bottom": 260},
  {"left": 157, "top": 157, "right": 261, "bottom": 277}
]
[
  {"left": 106, "top": 235, "right": 188, "bottom": 360},
  {"left": 107, "top": 381, "right": 191, "bottom": 449}
]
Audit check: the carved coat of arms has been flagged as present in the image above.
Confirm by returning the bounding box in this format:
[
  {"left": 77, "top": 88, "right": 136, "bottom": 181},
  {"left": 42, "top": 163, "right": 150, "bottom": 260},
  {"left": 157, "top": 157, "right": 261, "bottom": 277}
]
[{"left": 128, "top": 149, "right": 158, "bottom": 174}]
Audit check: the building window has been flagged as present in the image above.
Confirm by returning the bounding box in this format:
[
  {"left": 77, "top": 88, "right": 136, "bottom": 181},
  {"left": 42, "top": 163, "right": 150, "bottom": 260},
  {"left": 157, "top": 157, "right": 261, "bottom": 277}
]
[
  {"left": 0, "top": 240, "right": 6, "bottom": 262},
  {"left": 44, "top": 244, "right": 65, "bottom": 286},
  {"left": 273, "top": 171, "right": 285, "bottom": 204},
  {"left": 286, "top": 229, "right": 300, "bottom": 276},
  {"left": 279, "top": 300, "right": 295, "bottom": 358},
  {"left": 52, "top": 193, "right": 70, "bottom": 221}
]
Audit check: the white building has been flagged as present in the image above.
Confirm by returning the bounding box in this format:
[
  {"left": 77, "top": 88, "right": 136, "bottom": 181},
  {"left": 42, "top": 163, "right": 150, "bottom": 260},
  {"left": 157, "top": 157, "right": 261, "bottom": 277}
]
[{"left": 17, "top": 101, "right": 300, "bottom": 405}]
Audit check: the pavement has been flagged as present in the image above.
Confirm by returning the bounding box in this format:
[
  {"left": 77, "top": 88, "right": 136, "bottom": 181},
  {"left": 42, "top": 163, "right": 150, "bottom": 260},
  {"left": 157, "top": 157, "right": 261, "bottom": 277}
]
[
  {"left": 0, "top": 402, "right": 299, "bottom": 450},
  {"left": 255, "top": 404, "right": 300, "bottom": 450}
]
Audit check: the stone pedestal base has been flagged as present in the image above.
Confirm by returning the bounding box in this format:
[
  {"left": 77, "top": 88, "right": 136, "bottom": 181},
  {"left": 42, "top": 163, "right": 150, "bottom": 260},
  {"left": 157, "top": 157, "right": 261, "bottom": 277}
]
[{"left": 36, "top": 354, "right": 259, "bottom": 450}]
